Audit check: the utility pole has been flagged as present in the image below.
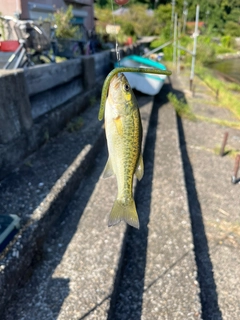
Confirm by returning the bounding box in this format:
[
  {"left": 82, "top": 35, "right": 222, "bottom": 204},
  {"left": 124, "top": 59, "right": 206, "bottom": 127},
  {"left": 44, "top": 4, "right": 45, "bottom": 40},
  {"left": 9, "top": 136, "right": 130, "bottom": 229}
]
[
  {"left": 171, "top": 0, "right": 175, "bottom": 35},
  {"left": 173, "top": 13, "right": 177, "bottom": 68},
  {"left": 190, "top": 4, "right": 199, "bottom": 90},
  {"left": 182, "top": 1, "right": 188, "bottom": 34},
  {"left": 177, "top": 20, "right": 181, "bottom": 74}
]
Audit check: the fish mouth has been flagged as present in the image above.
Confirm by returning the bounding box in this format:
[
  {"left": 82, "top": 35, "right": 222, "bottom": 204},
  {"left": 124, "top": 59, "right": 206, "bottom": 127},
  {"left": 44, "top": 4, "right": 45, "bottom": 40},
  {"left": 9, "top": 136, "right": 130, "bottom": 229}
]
[{"left": 111, "top": 73, "right": 124, "bottom": 90}]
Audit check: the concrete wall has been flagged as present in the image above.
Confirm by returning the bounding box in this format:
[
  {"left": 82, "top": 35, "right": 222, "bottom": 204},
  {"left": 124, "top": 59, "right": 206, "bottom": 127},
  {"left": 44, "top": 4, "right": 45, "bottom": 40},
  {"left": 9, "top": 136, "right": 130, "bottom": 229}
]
[
  {"left": 0, "top": 44, "right": 141, "bottom": 179},
  {"left": 0, "top": 0, "right": 20, "bottom": 16}
]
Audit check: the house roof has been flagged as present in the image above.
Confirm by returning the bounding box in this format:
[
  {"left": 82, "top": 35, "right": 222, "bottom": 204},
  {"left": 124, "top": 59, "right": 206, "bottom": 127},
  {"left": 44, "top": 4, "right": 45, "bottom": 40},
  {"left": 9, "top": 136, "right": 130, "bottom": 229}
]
[{"left": 186, "top": 21, "right": 205, "bottom": 27}]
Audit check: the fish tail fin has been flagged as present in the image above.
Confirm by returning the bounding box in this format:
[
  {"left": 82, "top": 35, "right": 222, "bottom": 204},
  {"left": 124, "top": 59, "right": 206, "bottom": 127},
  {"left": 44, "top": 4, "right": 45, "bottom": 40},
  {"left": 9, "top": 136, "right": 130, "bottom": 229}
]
[{"left": 108, "top": 198, "right": 139, "bottom": 229}]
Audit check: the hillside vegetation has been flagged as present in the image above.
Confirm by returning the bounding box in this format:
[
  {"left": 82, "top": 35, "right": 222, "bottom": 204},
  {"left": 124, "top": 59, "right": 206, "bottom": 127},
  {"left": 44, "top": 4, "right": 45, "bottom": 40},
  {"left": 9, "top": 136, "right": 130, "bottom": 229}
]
[{"left": 95, "top": 0, "right": 240, "bottom": 64}]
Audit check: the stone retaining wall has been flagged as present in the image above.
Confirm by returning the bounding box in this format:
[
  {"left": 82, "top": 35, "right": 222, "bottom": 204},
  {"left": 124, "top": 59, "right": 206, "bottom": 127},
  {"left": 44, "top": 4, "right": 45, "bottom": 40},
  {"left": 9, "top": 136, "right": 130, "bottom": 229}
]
[{"left": 216, "top": 51, "right": 240, "bottom": 60}]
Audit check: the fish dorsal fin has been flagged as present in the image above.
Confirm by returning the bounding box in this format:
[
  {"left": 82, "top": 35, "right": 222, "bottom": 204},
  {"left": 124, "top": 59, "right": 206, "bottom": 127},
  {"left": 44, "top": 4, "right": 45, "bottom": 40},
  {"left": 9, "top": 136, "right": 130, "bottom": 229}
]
[
  {"left": 135, "top": 154, "right": 144, "bottom": 181},
  {"left": 103, "top": 157, "right": 115, "bottom": 179}
]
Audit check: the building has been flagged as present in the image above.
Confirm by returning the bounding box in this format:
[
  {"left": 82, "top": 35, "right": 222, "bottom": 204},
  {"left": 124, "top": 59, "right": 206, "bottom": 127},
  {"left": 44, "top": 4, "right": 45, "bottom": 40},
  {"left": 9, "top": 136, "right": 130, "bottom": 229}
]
[
  {"left": 0, "top": 0, "right": 95, "bottom": 34},
  {"left": 186, "top": 21, "right": 205, "bottom": 35}
]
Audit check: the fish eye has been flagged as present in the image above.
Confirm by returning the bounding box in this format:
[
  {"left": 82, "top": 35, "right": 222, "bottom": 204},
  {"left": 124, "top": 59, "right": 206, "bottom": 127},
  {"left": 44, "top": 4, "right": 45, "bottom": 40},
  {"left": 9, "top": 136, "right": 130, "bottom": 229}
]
[{"left": 124, "top": 83, "right": 130, "bottom": 92}]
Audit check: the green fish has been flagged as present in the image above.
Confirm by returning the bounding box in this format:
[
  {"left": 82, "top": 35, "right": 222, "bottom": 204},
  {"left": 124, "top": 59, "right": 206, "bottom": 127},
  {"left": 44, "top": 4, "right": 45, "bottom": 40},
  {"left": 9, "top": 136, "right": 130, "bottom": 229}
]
[{"left": 103, "top": 72, "right": 144, "bottom": 229}]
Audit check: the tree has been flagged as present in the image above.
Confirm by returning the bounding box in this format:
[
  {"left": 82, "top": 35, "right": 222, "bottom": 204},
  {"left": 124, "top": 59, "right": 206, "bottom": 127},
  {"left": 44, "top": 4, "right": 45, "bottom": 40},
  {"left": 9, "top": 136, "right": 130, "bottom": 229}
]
[{"left": 95, "top": 0, "right": 240, "bottom": 37}]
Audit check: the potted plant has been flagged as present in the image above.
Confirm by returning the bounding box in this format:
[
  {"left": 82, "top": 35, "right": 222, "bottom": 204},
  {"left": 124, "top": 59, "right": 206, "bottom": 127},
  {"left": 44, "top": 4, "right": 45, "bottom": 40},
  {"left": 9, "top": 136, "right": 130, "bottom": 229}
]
[{"left": 53, "top": 5, "right": 82, "bottom": 58}]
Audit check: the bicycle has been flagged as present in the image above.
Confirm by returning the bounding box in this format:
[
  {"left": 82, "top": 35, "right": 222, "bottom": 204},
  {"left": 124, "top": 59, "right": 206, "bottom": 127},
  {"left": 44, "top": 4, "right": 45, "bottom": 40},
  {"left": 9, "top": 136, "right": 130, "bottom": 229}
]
[{"left": 0, "top": 16, "right": 55, "bottom": 69}]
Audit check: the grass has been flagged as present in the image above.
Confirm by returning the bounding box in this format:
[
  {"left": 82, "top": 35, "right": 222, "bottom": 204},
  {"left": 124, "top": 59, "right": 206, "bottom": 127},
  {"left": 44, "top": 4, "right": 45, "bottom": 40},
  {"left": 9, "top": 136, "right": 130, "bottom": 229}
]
[
  {"left": 195, "top": 115, "right": 240, "bottom": 129},
  {"left": 167, "top": 93, "right": 197, "bottom": 121},
  {"left": 168, "top": 86, "right": 240, "bottom": 158},
  {"left": 207, "top": 219, "right": 240, "bottom": 240},
  {"left": 66, "top": 116, "right": 83, "bottom": 132},
  {"left": 213, "top": 145, "right": 240, "bottom": 158},
  {"left": 189, "top": 143, "right": 240, "bottom": 159},
  {"left": 226, "top": 82, "right": 240, "bottom": 93},
  {"left": 168, "top": 91, "right": 240, "bottom": 130},
  {"left": 195, "top": 65, "right": 240, "bottom": 120},
  {"left": 166, "top": 59, "right": 240, "bottom": 130}
]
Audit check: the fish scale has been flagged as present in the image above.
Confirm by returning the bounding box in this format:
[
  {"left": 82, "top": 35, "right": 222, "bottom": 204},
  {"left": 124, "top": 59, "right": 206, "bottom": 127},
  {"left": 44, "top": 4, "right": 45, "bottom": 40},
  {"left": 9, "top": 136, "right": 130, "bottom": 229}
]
[
  {"left": 107, "top": 112, "right": 139, "bottom": 197},
  {"left": 103, "top": 73, "right": 143, "bottom": 228},
  {"left": 122, "top": 113, "right": 140, "bottom": 198}
]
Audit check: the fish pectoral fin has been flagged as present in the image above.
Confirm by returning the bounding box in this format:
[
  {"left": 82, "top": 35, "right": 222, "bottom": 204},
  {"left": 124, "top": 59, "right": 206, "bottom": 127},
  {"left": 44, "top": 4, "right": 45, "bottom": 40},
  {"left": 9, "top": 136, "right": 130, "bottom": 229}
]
[
  {"left": 108, "top": 198, "right": 139, "bottom": 229},
  {"left": 113, "top": 116, "right": 123, "bottom": 136},
  {"left": 135, "top": 154, "right": 144, "bottom": 181},
  {"left": 102, "top": 157, "right": 115, "bottom": 179}
]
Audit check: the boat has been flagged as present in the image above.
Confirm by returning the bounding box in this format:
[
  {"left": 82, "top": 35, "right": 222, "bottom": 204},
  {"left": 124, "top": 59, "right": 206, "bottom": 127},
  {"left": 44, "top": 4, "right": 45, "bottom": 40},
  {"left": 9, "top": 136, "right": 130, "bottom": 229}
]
[{"left": 116, "top": 55, "right": 168, "bottom": 95}]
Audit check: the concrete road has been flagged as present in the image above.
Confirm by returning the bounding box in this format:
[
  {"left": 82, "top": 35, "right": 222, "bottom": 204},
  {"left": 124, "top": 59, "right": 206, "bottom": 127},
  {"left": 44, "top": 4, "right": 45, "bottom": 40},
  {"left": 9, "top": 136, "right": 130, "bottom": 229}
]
[
  {"left": 1, "top": 84, "right": 201, "bottom": 319},
  {"left": 2, "top": 72, "right": 239, "bottom": 319}
]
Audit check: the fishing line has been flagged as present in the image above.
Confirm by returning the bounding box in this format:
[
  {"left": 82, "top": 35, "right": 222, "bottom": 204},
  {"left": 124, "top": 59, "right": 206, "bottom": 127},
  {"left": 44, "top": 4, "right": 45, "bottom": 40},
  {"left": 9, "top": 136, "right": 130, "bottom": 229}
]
[{"left": 110, "top": 0, "right": 121, "bottom": 65}]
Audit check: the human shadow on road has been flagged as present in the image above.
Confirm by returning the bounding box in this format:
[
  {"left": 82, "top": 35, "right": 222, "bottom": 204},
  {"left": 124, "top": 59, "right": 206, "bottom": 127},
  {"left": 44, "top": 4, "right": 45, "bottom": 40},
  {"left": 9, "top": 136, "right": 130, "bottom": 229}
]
[
  {"left": 172, "top": 84, "right": 223, "bottom": 319},
  {"left": 107, "top": 79, "right": 222, "bottom": 320},
  {"left": 107, "top": 85, "right": 168, "bottom": 320}
]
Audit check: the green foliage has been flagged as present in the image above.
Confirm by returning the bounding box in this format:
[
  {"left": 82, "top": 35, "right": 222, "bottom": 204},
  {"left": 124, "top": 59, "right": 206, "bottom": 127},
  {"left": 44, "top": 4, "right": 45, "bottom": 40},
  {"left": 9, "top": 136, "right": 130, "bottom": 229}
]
[
  {"left": 224, "top": 21, "right": 240, "bottom": 37},
  {"left": 215, "top": 45, "right": 234, "bottom": 55},
  {"left": 154, "top": 3, "right": 172, "bottom": 28},
  {"left": 149, "top": 39, "right": 163, "bottom": 50},
  {"left": 168, "top": 73, "right": 240, "bottom": 129},
  {"left": 197, "top": 115, "right": 240, "bottom": 130},
  {"left": 95, "top": 0, "right": 240, "bottom": 54},
  {"left": 163, "top": 0, "right": 240, "bottom": 36},
  {"left": 96, "top": 0, "right": 111, "bottom": 8},
  {"left": 95, "top": 0, "right": 240, "bottom": 38},
  {"left": 195, "top": 36, "right": 216, "bottom": 64},
  {"left": 95, "top": 4, "right": 159, "bottom": 44},
  {"left": 226, "top": 7, "right": 240, "bottom": 23},
  {"left": 121, "top": 21, "right": 135, "bottom": 36},
  {"left": 195, "top": 65, "right": 240, "bottom": 120},
  {"left": 161, "top": 45, "right": 172, "bottom": 60},
  {"left": 94, "top": 7, "right": 112, "bottom": 35},
  {"left": 149, "top": 37, "right": 173, "bottom": 60},
  {"left": 53, "top": 5, "right": 79, "bottom": 39},
  {"left": 168, "top": 93, "right": 197, "bottom": 120},
  {"left": 180, "top": 35, "right": 193, "bottom": 47},
  {"left": 126, "top": 5, "right": 159, "bottom": 37},
  {"left": 226, "top": 82, "right": 240, "bottom": 93},
  {"left": 66, "top": 117, "right": 83, "bottom": 132},
  {"left": 214, "top": 145, "right": 240, "bottom": 157}
]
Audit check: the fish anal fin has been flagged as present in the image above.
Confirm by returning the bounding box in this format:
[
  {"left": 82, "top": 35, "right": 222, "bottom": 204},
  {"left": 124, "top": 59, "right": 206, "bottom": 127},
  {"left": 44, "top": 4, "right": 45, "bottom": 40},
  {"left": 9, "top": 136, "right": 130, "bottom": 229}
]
[
  {"left": 108, "top": 198, "right": 139, "bottom": 229},
  {"left": 103, "top": 157, "right": 114, "bottom": 179},
  {"left": 135, "top": 154, "right": 144, "bottom": 181}
]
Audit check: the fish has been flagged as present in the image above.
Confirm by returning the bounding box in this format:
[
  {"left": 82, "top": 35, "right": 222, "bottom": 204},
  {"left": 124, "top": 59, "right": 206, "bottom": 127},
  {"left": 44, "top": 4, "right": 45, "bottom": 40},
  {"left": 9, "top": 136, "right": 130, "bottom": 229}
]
[{"left": 103, "top": 72, "right": 144, "bottom": 229}]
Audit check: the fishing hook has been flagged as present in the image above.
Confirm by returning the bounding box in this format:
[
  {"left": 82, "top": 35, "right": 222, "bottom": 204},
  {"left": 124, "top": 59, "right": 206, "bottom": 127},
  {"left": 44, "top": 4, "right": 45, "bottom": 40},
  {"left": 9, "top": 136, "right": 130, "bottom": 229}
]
[{"left": 98, "top": 67, "right": 172, "bottom": 121}]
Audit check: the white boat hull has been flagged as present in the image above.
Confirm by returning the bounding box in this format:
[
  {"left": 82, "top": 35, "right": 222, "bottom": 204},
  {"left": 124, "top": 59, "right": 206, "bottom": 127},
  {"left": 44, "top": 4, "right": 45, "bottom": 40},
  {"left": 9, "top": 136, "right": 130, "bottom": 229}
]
[
  {"left": 123, "top": 72, "right": 165, "bottom": 95},
  {"left": 119, "top": 55, "right": 167, "bottom": 95}
]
